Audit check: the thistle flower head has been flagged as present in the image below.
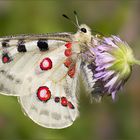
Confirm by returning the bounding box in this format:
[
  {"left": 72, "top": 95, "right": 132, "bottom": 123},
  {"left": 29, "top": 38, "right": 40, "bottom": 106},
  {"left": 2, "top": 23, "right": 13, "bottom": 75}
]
[{"left": 91, "top": 35, "right": 140, "bottom": 100}]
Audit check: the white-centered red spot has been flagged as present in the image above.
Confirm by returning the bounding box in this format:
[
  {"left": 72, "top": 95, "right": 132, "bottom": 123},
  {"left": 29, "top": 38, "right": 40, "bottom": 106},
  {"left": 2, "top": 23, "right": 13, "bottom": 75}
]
[
  {"left": 68, "top": 65, "right": 76, "bottom": 78},
  {"left": 40, "top": 57, "right": 52, "bottom": 71},
  {"left": 37, "top": 86, "right": 51, "bottom": 102},
  {"left": 61, "top": 97, "right": 68, "bottom": 107},
  {"left": 65, "top": 42, "right": 72, "bottom": 49},
  {"left": 64, "top": 49, "right": 72, "bottom": 57},
  {"left": 68, "top": 101, "right": 75, "bottom": 109}
]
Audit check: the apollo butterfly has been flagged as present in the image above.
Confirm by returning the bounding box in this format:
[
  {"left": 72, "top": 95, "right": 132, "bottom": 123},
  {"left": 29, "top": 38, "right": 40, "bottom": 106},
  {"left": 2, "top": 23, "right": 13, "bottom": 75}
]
[{"left": 0, "top": 11, "right": 133, "bottom": 129}]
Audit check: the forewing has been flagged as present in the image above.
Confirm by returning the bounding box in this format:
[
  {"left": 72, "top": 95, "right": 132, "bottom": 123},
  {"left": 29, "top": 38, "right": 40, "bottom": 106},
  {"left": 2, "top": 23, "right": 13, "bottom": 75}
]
[
  {"left": 0, "top": 33, "right": 81, "bottom": 128},
  {"left": 0, "top": 33, "right": 72, "bottom": 96}
]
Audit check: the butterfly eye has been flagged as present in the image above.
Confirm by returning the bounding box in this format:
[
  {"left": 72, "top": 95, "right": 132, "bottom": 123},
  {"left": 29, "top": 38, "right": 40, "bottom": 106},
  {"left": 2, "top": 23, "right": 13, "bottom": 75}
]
[{"left": 80, "top": 28, "right": 87, "bottom": 33}]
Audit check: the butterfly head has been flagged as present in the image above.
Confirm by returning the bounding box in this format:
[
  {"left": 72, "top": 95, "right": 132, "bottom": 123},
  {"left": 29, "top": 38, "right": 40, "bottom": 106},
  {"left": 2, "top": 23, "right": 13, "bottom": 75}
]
[
  {"left": 79, "top": 24, "right": 91, "bottom": 35},
  {"left": 79, "top": 24, "right": 91, "bottom": 34},
  {"left": 62, "top": 12, "right": 92, "bottom": 44},
  {"left": 75, "top": 24, "right": 92, "bottom": 44}
]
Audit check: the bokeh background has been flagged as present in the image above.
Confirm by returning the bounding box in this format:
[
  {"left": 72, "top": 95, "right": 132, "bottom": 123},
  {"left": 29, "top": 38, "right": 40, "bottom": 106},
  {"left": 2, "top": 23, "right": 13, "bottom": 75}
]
[{"left": 0, "top": 0, "right": 140, "bottom": 140}]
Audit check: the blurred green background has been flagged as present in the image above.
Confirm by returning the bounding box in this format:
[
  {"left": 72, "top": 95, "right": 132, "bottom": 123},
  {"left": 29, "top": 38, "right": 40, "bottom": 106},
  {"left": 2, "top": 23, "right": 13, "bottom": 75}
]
[{"left": 0, "top": 0, "right": 140, "bottom": 140}]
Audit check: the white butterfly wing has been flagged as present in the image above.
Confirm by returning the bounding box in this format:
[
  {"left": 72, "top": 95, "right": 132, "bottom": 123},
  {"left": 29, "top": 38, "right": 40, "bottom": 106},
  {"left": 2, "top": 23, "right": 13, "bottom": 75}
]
[
  {"left": 0, "top": 23, "right": 102, "bottom": 129},
  {"left": 0, "top": 33, "right": 72, "bottom": 96},
  {"left": 0, "top": 33, "right": 81, "bottom": 128},
  {"left": 18, "top": 58, "right": 81, "bottom": 128}
]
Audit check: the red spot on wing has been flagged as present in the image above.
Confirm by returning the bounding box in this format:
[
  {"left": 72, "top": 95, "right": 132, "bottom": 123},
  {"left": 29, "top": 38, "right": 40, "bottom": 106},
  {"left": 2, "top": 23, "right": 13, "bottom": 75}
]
[
  {"left": 64, "top": 58, "right": 72, "bottom": 68},
  {"left": 68, "top": 101, "right": 75, "bottom": 109},
  {"left": 64, "top": 49, "right": 72, "bottom": 57},
  {"left": 37, "top": 86, "right": 51, "bottom": 102},
  {"left": 68, "top": 65, "right": 76, "bottom": 78},
  {"left": 54, "top": 96, "right": 75, "bottom": 109},
  {"left": 2, "top": 54, "right": 11, "bottom": 63},
  {"left": 3, "top": 57, "right": 9, "bottom": 63},
  {"left": 65, "top": 42, "right": 72, "bottom": 49},
  {"left": 40, "top": 57, "right": 52, "bottom": 71},
  {"left": 61, "top": 97, "right": 68, "bottom": 107}
]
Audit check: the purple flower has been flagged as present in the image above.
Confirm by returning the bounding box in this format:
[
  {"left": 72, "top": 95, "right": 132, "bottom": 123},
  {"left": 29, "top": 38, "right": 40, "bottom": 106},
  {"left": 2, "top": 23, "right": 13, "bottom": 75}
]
[{"left": 90, "top": 35, "right": 140, "bottom": 100}]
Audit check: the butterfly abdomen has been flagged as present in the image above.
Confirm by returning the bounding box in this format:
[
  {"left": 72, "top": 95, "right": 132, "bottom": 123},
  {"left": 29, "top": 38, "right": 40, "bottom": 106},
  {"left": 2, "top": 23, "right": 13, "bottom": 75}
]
[{"left": 81, "top": 61, "right": 103, "bottom": 101}]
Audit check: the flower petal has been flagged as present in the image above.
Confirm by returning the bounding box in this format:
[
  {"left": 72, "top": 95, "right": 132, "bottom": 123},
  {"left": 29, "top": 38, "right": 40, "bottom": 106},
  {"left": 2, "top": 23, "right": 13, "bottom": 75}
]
[
  {"left": 104, "top": 37, "right": 117, "bottom": 48},
  {"left": 105, "top": 74, "right": 119, "bottom": 88},
  {"left": 111, "top": 91, "right": 116, "bottom": 100}
]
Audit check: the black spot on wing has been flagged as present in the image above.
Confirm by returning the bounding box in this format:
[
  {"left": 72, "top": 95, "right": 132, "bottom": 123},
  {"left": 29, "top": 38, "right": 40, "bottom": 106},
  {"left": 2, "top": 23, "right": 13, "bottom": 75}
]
[
  {"left": 37, "top": 40, "right": 49, "bottom": 51},
  {"left": 17, "top": 44, "right": 27, "bottom": 52},
  {"left": 0, "top": 69, "right": 6, "bottom": 74},
  {"left": 17, "top": 41, "right": 27, "bottom": 52},
  {"left": 1, "top": 40, "right": 9, "bottom": 47},
  {"left": 7, "top": 74, "right": 14, "bottom": 81}
]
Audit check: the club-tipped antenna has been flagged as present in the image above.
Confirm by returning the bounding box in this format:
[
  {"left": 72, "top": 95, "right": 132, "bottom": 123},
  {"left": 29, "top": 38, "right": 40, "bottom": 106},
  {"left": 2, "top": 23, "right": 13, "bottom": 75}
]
[
  {"left": 62, "top": 14, "right": 70, "bottom": 20},
  {"left": 62, "top": 14, "right": 79, "bottom": 29},
  {"left": 73, "top": 11, "right": 79, "bottom": 27}
]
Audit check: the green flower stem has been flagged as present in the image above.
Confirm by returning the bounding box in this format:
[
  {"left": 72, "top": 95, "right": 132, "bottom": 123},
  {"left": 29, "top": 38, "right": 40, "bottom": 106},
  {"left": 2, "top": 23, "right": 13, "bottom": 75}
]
[{"left": 134, "top": 60, "right": 140, "bottom": 65}]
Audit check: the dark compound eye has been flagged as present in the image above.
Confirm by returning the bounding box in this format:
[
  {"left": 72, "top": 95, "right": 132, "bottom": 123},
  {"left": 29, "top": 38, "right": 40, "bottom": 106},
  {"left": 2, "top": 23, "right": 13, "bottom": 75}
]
[{"left": 80, "top": 28, "right": 87, "bottom": 33}]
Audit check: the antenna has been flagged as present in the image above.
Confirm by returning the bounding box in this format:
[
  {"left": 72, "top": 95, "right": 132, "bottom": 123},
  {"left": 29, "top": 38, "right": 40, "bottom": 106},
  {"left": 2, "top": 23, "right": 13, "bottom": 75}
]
[
  {"left": 63, "top": 11, "right": 104, "bottom": 36},
  {"left": 73, "top": 11, "right": 79, "bottom": 26},
  {"left": 62, "top": 12, "right": 80, "bottom": 29},
  {"left": 62, "top": 14, "right": 70, "bottom": 20}
]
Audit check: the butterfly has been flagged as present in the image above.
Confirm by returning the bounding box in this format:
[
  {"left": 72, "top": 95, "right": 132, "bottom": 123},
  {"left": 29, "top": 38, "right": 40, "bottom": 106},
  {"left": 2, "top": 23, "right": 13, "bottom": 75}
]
[{"left": 0, "top": 11, "right": 102, "bottom": 129}]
